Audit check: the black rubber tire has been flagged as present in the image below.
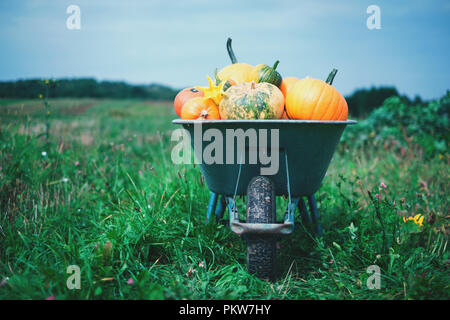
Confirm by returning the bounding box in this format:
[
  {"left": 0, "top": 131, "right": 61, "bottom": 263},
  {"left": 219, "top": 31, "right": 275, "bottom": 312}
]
[{"left": 246, "top": 176, "right": 276, "bottom": 280}]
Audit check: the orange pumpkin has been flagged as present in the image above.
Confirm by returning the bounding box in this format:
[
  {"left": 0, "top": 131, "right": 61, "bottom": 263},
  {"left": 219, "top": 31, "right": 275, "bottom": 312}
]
[
  {"left": 280, "top": 77, "right": 300, "bottom": 98},
  {"left": 174, "top": 88, "right": 204, "bottom": 117},
  {"left": 181, "top": 97, "right": 221, "bottom": 120},
  {"left": 286, "top": 69, "right": 348, "bottom": 121}
]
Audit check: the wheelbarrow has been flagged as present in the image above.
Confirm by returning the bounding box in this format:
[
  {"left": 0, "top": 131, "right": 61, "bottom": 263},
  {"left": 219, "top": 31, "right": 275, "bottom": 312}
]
[{"left": 172, "top": 119, "right": 356, "bottom": 279}]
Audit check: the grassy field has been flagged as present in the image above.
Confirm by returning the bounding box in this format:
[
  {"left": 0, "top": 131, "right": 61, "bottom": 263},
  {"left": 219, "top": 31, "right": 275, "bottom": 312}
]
[{"left": 0, "top": 97, "right": 448, "bottom": 300}]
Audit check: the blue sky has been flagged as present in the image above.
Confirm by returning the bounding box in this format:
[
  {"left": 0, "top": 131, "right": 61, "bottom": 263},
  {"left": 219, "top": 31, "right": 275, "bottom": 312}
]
[{"left": 1, "top": 0, "right": 449, "bottom": 99}]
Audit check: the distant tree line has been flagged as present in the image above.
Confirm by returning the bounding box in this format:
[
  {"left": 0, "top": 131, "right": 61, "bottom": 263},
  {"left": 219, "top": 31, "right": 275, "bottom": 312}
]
[
  {"left": 0, "top": 78, "right": 178, "bottom": 100},
  {"left": 345, "top": 87, "right": 424, "bottom": 117},
  {"left": 0, "top": 78, "right": 425, "bottom": 117}
]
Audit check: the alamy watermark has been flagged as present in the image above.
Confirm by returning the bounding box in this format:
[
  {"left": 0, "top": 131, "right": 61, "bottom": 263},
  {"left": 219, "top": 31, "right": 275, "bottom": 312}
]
[
  {"left": 171, "top": 123, "right": 280, "bottom": 175},
  {"left": 66, "top": 5, "right": 81, "bottom": 30},
  {"left": 366, "top": 5, "right": 381, "bottom": 30},
  {"left": 66, "top": 265, "right": 81, "bottom": 290},
  {"left": 366, "top": 265, "right": 381, "bottom": 290}
]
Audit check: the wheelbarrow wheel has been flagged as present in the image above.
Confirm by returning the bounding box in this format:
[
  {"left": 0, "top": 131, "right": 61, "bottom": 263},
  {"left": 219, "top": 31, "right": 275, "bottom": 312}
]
[{"left": 246, "top": 176, "right": 276, "bottom": 280}]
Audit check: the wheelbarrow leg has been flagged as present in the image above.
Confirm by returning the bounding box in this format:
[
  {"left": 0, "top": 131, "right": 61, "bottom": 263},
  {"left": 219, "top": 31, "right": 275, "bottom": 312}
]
[
  {"left": 206, "top": 192, "right": 218, "bottom": 224},
  {"left": 215, "top": 195, "right": 226, "bottom": 222},
  {"left": 307, "top": 195, "right": 322, "bottom": 236},
  {"left": 297, "top": 197, "right": 312, "bottom": 225}
]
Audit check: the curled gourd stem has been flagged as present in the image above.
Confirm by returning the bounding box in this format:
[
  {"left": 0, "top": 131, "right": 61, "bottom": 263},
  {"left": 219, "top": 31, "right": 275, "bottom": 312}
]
[
  {"left": 226, "top": 38, "right": 238, "bottom": 64},
  {"left": 326, "top": 68, "right": 338, "bottom": 85},
  {"left": 272, "top": 60, "right": 280, "bottom": 70}
]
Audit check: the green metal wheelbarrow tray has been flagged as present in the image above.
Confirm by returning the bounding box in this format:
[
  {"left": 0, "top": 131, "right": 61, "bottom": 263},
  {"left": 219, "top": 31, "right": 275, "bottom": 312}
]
[{"left": 172, "top": 119, "right": 356, "bottom": 279}]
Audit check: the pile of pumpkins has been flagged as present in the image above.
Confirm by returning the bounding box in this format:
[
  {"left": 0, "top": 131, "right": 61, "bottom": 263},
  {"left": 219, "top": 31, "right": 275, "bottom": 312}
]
[{"left": 174, "top": 38, "right": 348, "bottom": 121}]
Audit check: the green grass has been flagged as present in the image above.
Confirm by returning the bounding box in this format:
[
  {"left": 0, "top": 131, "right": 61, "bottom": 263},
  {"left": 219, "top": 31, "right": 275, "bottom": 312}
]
[{"left": 0, "top": 98, "right": 448, "bottom": 300}]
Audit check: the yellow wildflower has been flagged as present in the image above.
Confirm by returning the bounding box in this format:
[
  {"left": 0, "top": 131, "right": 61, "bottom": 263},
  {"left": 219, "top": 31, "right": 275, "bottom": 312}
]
[
  {"left": 403, "top": 214, "right": 424, "bottom": 227},
  {"left": 413, "top": 214, "right": 424, "bottom": 227}
]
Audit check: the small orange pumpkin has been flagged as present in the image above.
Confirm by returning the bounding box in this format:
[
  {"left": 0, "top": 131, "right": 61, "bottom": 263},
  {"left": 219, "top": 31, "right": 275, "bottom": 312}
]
[
  {"left": 173, "top": 88, "right": 204, "bottom": 117},
  {"left": 181, "top": 97, "right": 221, "bottom": 120},
  {"left": 286, "top": 69, "right": 348, "bottom": 121},
  {"left": 280, "top": 77, "right": 300, "bottom": 98}
]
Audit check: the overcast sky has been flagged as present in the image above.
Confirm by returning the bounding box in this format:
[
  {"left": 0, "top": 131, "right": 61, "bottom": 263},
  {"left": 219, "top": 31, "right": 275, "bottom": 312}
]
[{"left": 1, "top": 0, "right": 449, "bottom": 99}]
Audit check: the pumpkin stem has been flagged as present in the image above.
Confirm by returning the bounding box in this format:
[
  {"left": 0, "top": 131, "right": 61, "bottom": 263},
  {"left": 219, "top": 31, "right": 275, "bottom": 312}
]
[
  {"left": 272, "top": 60, "right": 280, "bottom": 70},
  {"left": 198, "top": 109, "right": 209, "bottom": 120},
  {"left": 226, "top": 38, "right": 238, "bottom": 64},
  {"left": 250, "top": 81, "right": 256, "bottom": 90},
  {"left": 326, "top": 68, "right": 338, "bottom": 85},
  {"left": 214, "top": 67, "right": 221, "bottom": 85}
]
